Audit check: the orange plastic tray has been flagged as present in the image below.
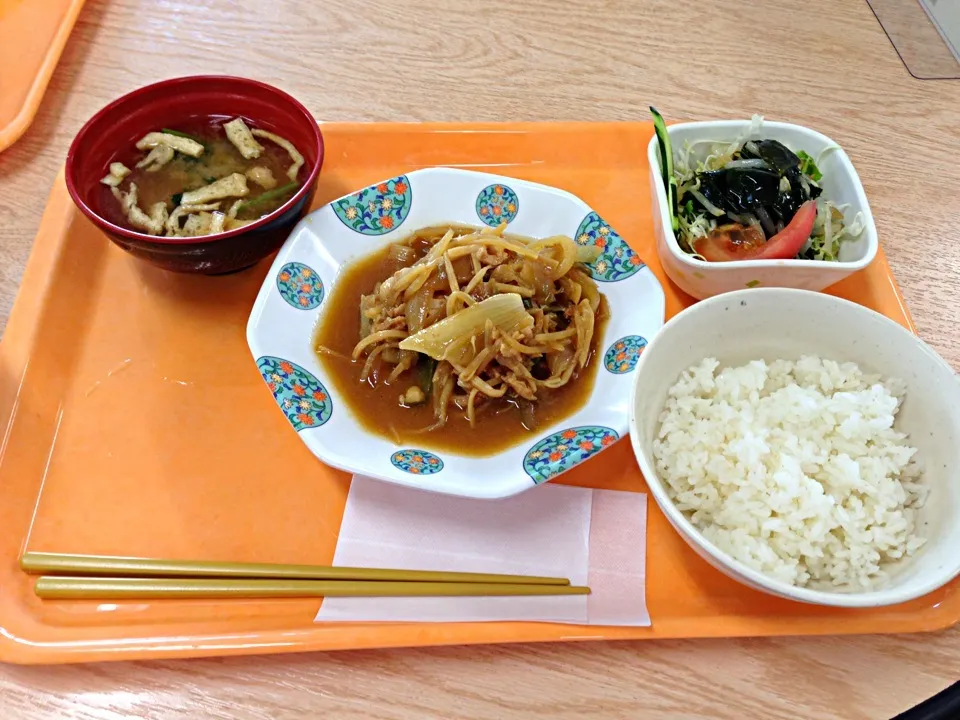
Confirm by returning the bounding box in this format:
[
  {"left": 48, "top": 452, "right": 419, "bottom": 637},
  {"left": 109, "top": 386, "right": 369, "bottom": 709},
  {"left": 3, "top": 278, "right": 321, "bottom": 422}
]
[
  {"left": 0, "top": 122, "right": 956, "bottom": 665},
  {"left": 0, "top": 0, "right": 86, "bottom": 151}
]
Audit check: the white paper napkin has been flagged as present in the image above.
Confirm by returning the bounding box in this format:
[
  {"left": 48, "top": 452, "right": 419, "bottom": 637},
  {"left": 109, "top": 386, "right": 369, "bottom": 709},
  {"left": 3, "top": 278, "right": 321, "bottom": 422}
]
[{"left": 314, "top": 476, "right": 650, "bottom": 626}]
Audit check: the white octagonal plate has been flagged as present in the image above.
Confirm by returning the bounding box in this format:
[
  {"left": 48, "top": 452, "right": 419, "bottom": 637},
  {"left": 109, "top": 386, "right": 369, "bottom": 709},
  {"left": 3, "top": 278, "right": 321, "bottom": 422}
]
[{"left": 246, "top": 168, "right": 665, "bottom": 498}]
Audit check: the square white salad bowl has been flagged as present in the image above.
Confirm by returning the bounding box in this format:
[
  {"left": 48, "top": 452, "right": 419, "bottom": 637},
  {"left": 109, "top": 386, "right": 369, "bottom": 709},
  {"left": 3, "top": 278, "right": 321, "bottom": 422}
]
[
  {"left": 647, "top": 120, "right": 879, "bottom": 300},
  {"left": 247, "top": 167, "right": 665, "bottom": 499}
]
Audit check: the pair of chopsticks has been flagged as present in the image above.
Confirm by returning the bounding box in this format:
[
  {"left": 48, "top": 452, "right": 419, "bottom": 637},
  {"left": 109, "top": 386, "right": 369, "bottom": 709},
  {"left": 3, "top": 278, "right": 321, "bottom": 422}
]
[{"left": 21, "top": 552, "right": 590, "bottom": 600}]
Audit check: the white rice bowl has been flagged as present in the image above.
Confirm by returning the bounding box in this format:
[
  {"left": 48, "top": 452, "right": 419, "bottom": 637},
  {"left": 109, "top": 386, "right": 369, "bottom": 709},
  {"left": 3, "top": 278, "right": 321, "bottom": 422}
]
[{"left": 652, "top": 355, "right": 927, "bottom": 592}]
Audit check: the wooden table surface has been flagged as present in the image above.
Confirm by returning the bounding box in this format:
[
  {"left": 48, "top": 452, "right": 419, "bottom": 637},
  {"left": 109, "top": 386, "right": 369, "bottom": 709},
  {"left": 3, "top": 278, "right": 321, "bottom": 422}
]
[{"left": 1, "top": 0, "right": 958, "bottom": 717}]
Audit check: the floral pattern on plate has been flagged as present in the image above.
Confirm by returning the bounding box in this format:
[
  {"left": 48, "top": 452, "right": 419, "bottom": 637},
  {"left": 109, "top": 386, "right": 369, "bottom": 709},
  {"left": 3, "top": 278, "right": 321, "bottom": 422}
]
[
  {"left": 476, "top": 183, "right": 519, "bottom": 226},
  {"left": 574, "top": 212, "right": 644, "bottom": 282},
  {"left": 332, "top": 175, "right": 412, "bottom": 235},
  {"left": 390, "top": 449, "right": 444, "bottom": 475},
  {"left": 603, "top": 335, "right": 648, "bottom": 374},
  {"left": 256, "top": 356, "right": 332, "bottom": 431},
  {"left": 277, "top": 262, "right": 324, "bottom": 310},
  {"left": 522, "top": 426, "right": 619, "bottom": 484}
]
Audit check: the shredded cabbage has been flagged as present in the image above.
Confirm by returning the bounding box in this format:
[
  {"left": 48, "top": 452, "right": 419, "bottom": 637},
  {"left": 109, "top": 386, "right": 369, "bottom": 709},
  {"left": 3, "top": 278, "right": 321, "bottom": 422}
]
[{"left": 802, "top": 200, "right": 865, "bottom": 261}]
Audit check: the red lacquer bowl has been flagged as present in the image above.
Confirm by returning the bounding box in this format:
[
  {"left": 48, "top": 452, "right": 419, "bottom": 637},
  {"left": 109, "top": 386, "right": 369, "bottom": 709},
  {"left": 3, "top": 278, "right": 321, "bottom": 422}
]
[{"left": 65, "top": 76, "right": 324, "bottom": 275}]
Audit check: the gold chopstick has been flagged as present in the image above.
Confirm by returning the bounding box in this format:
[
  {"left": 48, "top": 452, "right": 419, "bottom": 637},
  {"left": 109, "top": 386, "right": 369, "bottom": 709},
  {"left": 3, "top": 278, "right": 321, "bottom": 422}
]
[
  {"left": 20, "top": 552, "right": 570, "bottom": 586},
  {"left": 34, "top": 576, "right": 591, "bottom": 600}
]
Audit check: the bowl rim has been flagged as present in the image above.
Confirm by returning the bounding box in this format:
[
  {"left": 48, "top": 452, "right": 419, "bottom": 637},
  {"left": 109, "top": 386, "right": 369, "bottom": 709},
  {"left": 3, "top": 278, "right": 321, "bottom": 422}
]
[
  {"left": 247, "top": 166, "right": 667, "bottom": 499},
  {"left": 65, "top": 74, "right": 324, "bottom": 246},
  {"left": 646, "top": 118, "right": 879, "bottom": 272},
  {"left": 628, "top": 287, "right": 960, "bottom": 607}
]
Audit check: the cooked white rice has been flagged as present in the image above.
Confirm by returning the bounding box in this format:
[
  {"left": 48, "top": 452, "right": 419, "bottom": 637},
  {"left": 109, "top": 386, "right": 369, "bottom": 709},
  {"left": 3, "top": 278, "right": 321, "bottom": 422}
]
[{"left": 653, "top": 356, "right": 927, "bottom": 591}]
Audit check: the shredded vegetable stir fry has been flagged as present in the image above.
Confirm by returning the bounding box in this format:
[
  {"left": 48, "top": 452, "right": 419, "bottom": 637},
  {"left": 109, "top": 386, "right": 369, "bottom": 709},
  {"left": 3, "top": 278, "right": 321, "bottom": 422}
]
[{"left": 339, "top": 224, "right": 605, "bottom": 431}]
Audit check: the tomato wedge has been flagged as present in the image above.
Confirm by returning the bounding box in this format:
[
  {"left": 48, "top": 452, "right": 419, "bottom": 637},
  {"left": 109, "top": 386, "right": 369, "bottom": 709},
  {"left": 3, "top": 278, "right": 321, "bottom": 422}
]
[{"left": 693, "top": 200, "right": 818, "bottom": 262}]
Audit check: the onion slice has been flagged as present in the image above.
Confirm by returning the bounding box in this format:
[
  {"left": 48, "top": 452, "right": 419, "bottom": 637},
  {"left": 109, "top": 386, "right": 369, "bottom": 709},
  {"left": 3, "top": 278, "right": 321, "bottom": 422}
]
[{"left": 399, "top": 293, "right": 531, "bottom": 361}]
